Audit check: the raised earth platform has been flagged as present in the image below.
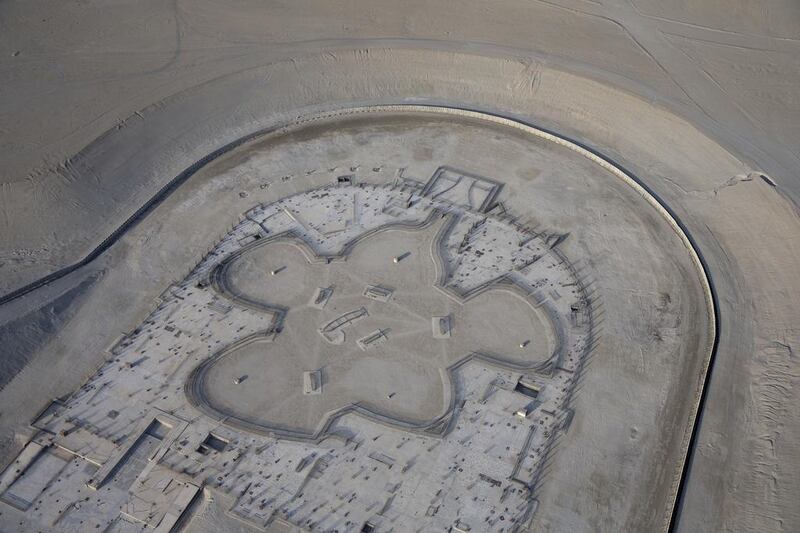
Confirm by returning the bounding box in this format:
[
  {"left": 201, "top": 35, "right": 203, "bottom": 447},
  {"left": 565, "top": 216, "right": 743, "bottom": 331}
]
[{"left": 0, "top": 108, "right": 712, "bottom": 532}]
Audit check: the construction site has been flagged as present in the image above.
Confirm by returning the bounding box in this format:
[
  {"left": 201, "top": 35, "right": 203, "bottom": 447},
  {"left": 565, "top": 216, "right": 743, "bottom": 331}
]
[{"left": 1, "top": 2, "right": 798, "bottom": 532}]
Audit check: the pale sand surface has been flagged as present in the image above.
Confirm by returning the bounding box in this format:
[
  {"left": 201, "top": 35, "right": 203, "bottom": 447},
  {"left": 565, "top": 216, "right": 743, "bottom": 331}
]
[{"left": 1, "top": 1, "right": 799, "bottom": 531}]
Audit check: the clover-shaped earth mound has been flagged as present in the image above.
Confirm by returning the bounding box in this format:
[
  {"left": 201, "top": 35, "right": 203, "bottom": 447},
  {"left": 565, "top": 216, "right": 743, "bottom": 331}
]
[{"left": 198, "top": 219, "right": 557, "bottom": 434}]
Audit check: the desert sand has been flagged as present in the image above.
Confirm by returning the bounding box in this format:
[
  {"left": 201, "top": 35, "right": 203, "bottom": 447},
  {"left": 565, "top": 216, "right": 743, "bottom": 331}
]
[{"left": 0, "top": 1, "right": 798, "bottom": 532}]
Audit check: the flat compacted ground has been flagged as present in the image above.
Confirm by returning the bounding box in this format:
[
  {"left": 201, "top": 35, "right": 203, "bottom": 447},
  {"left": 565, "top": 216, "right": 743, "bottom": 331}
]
[{"left": 208, "top": 221, "right": 555, "bottom": 431}]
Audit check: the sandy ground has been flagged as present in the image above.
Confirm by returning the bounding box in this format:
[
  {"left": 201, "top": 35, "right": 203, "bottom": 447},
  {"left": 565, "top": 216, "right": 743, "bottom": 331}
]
[
  {"left": 1, "top": 1, "right": 799, "bottom": 531},
  {"left": 0, "top": 110, "right": 712, "bottom": 531},
  {"left": 207, "top": 222, "right": 555, "bottom": 432}
]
